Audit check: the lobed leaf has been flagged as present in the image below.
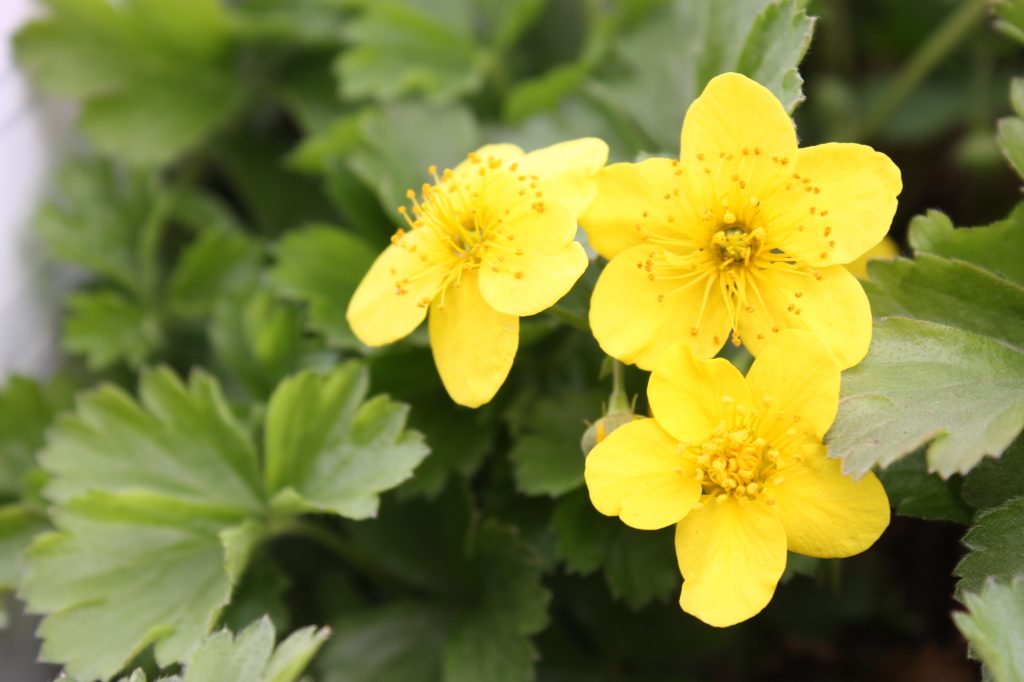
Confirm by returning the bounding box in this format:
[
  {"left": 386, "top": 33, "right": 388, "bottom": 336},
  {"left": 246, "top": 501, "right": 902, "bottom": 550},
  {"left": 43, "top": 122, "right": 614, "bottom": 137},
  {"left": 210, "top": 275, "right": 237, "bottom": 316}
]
[
  {"left": 908, "top": 207, "right": 1024, "bottom": 286},
  {"left": 953, "top": 576, "right": 1024, "bottom": 682},
  {"left": 955, "top": 497, "right": 1024, "bottom": 597}
]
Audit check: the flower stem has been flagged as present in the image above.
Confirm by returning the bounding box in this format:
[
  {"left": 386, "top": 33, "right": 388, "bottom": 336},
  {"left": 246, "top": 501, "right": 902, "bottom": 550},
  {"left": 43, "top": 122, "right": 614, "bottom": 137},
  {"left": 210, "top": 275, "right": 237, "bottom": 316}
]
[
  {"left": 857, "top": 0, "right": 987, "bottom": 140},
  {"left": 607, "top": 359, "right": 630, "bottom": 414}
]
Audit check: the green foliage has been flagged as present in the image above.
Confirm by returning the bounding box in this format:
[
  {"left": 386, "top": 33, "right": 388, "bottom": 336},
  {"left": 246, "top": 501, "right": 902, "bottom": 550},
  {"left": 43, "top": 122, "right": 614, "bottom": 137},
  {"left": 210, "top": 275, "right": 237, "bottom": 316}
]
[
  {"left": 908, "top": 207, "right": 1024, "bottom": 286},
  {"left": 956, "top": 497, "right": 1024, "bottom": 597},
  {"left": 876, "top": 451, "right": 971, "bottom": 524},
  {"left": 997, "top": 78, "right": 1024, "bottom": 181},
  {"left": 589, "top": 0, "right": 815, "bottom": 152},
  {"left": 14, "top": 0, "right": 245, "bottom": 165},
  {"left": 22, "top": 366, "right": 423, "bottom": 678},
  {"left": 954, "top": 576, "right": 1024, "bottom": 682},
  {"left": 63, "top": 290, "right": 160, "bottom": 371}
]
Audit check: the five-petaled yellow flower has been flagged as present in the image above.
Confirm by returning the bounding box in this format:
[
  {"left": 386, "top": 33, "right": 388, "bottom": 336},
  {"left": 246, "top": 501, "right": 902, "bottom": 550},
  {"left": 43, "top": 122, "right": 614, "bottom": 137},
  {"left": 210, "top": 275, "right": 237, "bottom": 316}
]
[
  {"left": 347, "top": 139, "right": 609, "bottom": 407},
  {"left": 584, "top": 330, "right": 890, "bottom": 627},
  {"left": 581, "top": 73, "right": 902, "bottom": 370}
]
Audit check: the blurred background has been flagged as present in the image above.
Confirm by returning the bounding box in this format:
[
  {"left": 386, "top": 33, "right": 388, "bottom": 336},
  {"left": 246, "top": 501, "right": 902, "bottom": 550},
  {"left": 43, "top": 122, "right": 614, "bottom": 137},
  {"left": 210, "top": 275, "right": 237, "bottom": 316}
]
[{"left": 1, "top": 0, "right": 1022, "bottom": 680}]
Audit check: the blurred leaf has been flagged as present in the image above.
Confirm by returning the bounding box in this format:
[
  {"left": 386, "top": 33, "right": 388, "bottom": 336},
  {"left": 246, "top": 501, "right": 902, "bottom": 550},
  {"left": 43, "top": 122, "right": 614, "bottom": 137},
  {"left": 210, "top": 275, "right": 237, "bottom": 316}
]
[
  {"left": 828, "top": 317, "right": 1024, "bottom": 478},
  {"left": 476, "top": 0, "right": 546, "bottom": 50},
  {"left": 166, "top": 230, "right": 264, "bottom": 320},
  {"left": 507, "top": 391, "right": 600, "bottom": 497},
  {"left": 269, "top": 224, "right": 377, "bottom": 349},
  {"left": 865, "top": 254, "right": 1024, "bottom": 348},
  {"left": 62, "top": 289, "right": 160, "bottom": 371},
  {"left": 23, "top": 491, "right": 257, "bottom": 680},
  {"left": 35, "top": 161, "right": 158, "bottom": 294},
  {"left": 993, "top": 0, "right": 1024, "bottom": 44},
  {"left": 219, "top": 553, "right": 291, "bottom": 635},
  {"left": 963, "top": 436, "right": 1024, "bottom": 511},
  {"left": 264, "top": 363, "right": 430, "bottom": 519},
  {"left": 876, "top": 450, "right": 971, "bottom": 523},
  {"left": 589, "top": 0, "right": 814, "bottom": 152},
  {"left": 288, "top": 113, "right": 365, "bottom": 173},
  {"left": 349, "top": 103, "right": 481, "bottom": 222},
  {"left": 955, "top": 497, "right": 1024, "bottom": 597},
  {"left": 230, "top": 0, "right": 346, "bottom": 45},
  {"left": 210, "top": 290, "right": 305, "bottom": 400},
  {"left": 909, "top": 207, "right": 1024, "bottom": 286},
  {"left": 0, "top": 505, "right": 48, "bottom": 627},
  {"left": 998, "top": 117, "right": 1024, "bottom": 181},
  {"left": 0, "top": 375, "right": 74, "bottom": 500},
  {"left": 322, "top": 490, "right": 549, "bottom": 682},
  {"left": 15, "top": 0, "right": 245, "bottom": 165},
  {"left": 552, "top": 490, "right": 677, "bottom": 609},
  {"left": 335, "top": 1, "right": 485, "bottom": 104},
  {"left": 954, "top": 576, "right": 1024, "bottom": 682}
]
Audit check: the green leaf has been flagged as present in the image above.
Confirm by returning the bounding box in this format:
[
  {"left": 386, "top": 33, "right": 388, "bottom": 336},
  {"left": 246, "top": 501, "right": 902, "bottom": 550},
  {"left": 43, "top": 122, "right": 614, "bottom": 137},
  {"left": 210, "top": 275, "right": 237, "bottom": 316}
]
[
  {"left": 23, "top": 491, "right": 254, "bottom": 680},
  {"left": 0, "top": 505, "right": 48, "bottom": 626},
  {"left": 963, "top": 436, "right": 1024, "bottom": 511},
  {"left": 551, "top": 490, "right": 678, "bottom": 609},
  {"left": 321, "top": 491, "right": 549, "bottom": 682},
  {"left": 348, "top": 103, "right": 481, "bottom": 221},
  {"left": 62, "top": 289, "right": 161, "bottom": 371},
  {"left": 875, "top": 450, "right": 971, "bottom": 523},
  {"left": 41, "top": 368, "right": 264, "bottom": 510},
  {"left": 165, "top": 230, "right": 264, "bottom": 320},
  {"left": 264, "top": 363, "right": 430, "bottom": 519},
  {"left": 994, "top": 0, "right": 1024, "bottom": 44},
  {"left": 334, "top": 2, "right": 486, "bottom": 104},
  {"left": 35, "top": 161, "right": 159, "bottom": 293},
  {"left": 0, "top": 375, "right": 74, "bottom": 500},
  {"left": 955, "top": 497, "right": 1024, "bottom": 597},
  {"left": 998, "top": 116, "right": 1024, "bottom": 181},
  {"left": 908, "top": 207, "right": 1024, "bottom": 286},
  {"left": 953, "top": 576, "right": 1024, "bottom": 682},
  {"left": 507, "top": 391, "right": 601, "bottom": 497},
  {"left": 864, "top": 254, "right": 1024, "bottom": 349},
  {"left": 589, "top": 0, "right": 814, "bottom": 152},
  {"left": 210, "top": 290, "right": 306, "bottom": 400},
  {"left": 14, "top": 0, "right": 245, "bottom": 165},
  {"left": 827, "top": 317, "right": 1024, "bottom": 478},
  {"left": 269, "top": 224, "right": 377, "bottom": 349}
]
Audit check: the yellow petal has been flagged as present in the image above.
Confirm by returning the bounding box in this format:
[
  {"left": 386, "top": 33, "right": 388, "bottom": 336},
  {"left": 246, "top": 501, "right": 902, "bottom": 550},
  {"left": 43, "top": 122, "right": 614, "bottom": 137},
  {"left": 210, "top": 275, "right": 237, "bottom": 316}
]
[
  {"left": 737, "top": 264, "right": 871, "bottom": 369},
  {"left": 764, "top": 143, "right": 902, "bottom": 267},
  {"left": 579, "top": 158, "right": 681, "bottom": 260},
  {"left": 589, "top": 245, "right": 732, "bottom": 370},
  {"left": 479, "top": 240, "right": 588, "bottom": 316},
  {"left": 680, "top": 73, "right": 798, "bottom": 203},
  {"left": 772, "top": 446, "right": 890, "bottom": 558},
  {"left": 517, "top": 137, "right": 609, "bottom": 215},
  {"left": 648, "top": 343, "right": 751, "bottom": 443},
  {"left": 429, "top": 269, "right": 518, "bottom": 408},
  {"left": 584, "top": 419, "right": 701, "bottom": 530},
  {"left": 675, "top": 497, "right": 787, "bottom": 627},
  {"left": 745, "top": 330, "right": 840, "bottom": 442},
  {"left": 845, "top": 236, "right": 899, "bottom": 280},
  {"left": 347, "top": 229, "right": 450, "bottom": 346}
]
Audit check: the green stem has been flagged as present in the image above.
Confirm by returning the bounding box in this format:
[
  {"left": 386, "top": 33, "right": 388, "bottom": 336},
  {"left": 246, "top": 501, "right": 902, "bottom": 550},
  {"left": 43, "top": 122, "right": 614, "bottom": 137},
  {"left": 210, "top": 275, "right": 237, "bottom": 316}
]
[
  {"left": 857, "top": 0, "right": 987, "bottom": 140},
  {"left": 549, "top": 304, "right": 590, "bottom": 331},
  {"left": 274, "top": 517, "right": 361, "bottom": 565},
  {"left": 607, "top": 359, "right": 630, "bottom": 414}
]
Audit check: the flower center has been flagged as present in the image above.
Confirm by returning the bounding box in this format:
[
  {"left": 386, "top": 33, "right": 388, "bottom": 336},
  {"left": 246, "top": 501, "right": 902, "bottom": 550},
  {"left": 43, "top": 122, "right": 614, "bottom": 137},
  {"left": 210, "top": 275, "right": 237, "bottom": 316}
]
[
  {"left": 690, "top": 402, "right": 781, "bottom": 502},
  {"left": 711, "top": 221, "right": 765, "bottom": 267}
]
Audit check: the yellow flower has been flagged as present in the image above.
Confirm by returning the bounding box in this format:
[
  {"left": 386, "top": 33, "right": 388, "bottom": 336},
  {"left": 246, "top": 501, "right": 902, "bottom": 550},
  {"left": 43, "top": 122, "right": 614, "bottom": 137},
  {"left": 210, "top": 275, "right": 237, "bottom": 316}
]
[
  {"left": 581, "top": 73, "right": 902, "bottom": 370},
  {"left": 347, "top": 139, "right": 609, "bottom": 407},
  {"left": 845, "top": 235, "right": 899, "bottom": 279},
  {"left": 584, "top": 330, "right": 890, "bottom": 627}
]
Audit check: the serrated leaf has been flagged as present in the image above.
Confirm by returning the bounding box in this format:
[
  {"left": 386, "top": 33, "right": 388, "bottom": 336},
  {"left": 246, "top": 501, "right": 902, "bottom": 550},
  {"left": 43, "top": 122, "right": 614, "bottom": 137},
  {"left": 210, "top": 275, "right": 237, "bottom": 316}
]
[
  {"left": 210, "top": 290, "right": 305, "bottom": 400},
  {"left": 0, "top": 505, "right": 48, "bottom": 624},
  {"left": 908, "top": 207, "right": 1024, "bottom": 286},
  {"left": 14, "top": 0, "right": 245, "bottom": 165},
  {"left": 321, "top": 490, "right": 549, "bottom": 682},
  {"left": 827, "top": 317, "right": 1024, "bottom": 478},
  {"left": 269, "top": 225, "right": 377, "bottom": 349},
  {"left": 0, "top": 375, "right": 74, "bottom": 500},
  {"left": 865, "top": 254, "right": 1024, "bottom": 348},
  {"left": 35, "top": 161, "right": 159, "bottom": 293},
  {"left": 589, "top": 0, "right": 814, "bottom": 152},
  {"left": 875, "top": 451, "right": 971, "bottom": 523},
  {"left": 41, "top": 368, "right": 264, "bottom": 510},
  {"left": 23, "top": 491, "right": 253, "bottom": 679},
  {"left": 508, "top": 391, "right": 601, "bottom": 497},
  {"left": 264, "top": 363, "right": 430, "bottom": 519},
  {"left": 963, "top": 436, "right": 1024, "bottom": 511},
  {"left": 165, "top": 230, "right": 264, "bottom": 320},
  {"left": 334, "top": 2, "right": 485, "bottom": 104},
  {"left": 953, "top": 576, "right": 1024, "bottom": 682},
  {"left": 348, "top": 103, "right": 481, "bottom": 222},
  {"left": 63, "top": 289, "right": 160, "bottom": 371},
  {"left": 955, "top": 497, "right": 1024, "bottom": 597}
]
